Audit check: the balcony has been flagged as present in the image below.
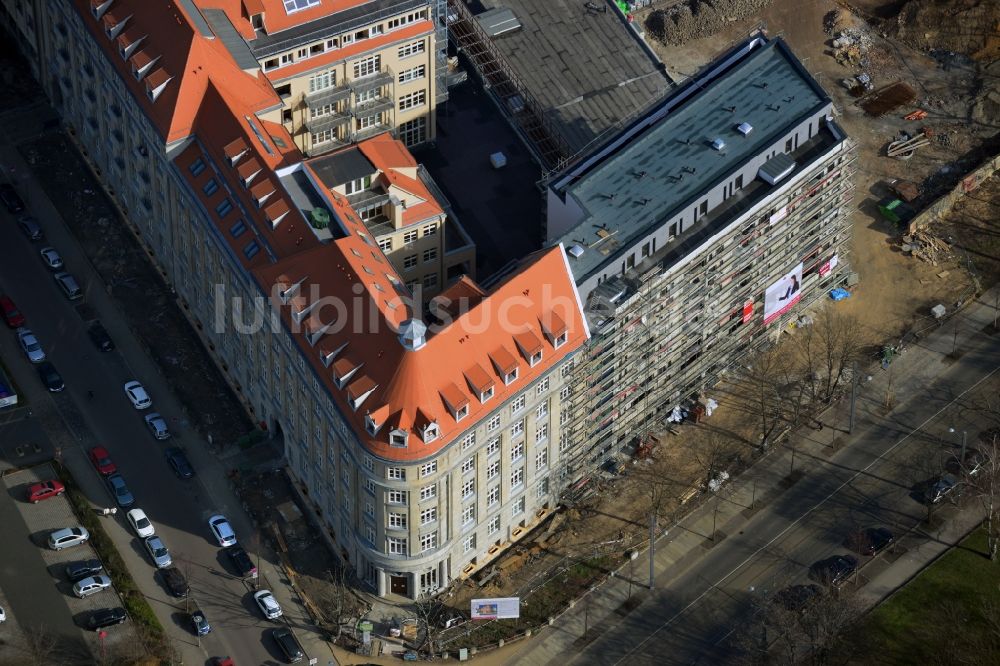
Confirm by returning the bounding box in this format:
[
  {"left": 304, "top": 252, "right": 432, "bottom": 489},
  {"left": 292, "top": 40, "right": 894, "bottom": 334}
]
[
  {"left": 305, "top": 83, "right": 351, "bottom": 108},
  {"left": 352, "top": 123, "right": 390, "bottom": 142},
  {"left": 353, "top": 95, "right": 394, "bottom": 117},
  {"left": 304, "top": 111, "right": 351, "bottom": 135},
  {"left": 350, "top": 67, "right": 394, "bottom": 95}
]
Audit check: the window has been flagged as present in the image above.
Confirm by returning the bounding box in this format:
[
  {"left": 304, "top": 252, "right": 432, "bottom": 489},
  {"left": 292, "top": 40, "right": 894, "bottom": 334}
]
[
  {"left": 419, "top": 484, "right": 436, "bottom": 501},
  {"left": 487, "top": 415, "right": 501, "bottom": 433},
  {"left": 403, "top": 230, "right": 418, "bottom": 244},
  {"left": 390, "top": 431, "right": 408, "bottom": 447},
  {"left": 463, "top": 534, "right": 476, "bottom": 553},
  {"left": 388, "top": 512, "right": 407, "bottom": 528},
  {"left": 308, "top": 70, "right": 335, "bottom": 92},
  {"left": 536, "top": 401, "right": 548, "bottom": 419},
  {"left": 481, "top": 386, "right": 495, "bottom": 403},
  {"left": 202, "top": 179, "right": 219, "bottom": 196},
  {"left": 365, "top": 524, "right": 376, "bottom": 544},
  {"left": 510, "top": 395, "right": 525, "bottom": 415},
  {"left": 398, "top": 117, "right": 427, "bottom": 146},
  {"left": 560, "top": 385, "right": 571, "bottom": 400},
  {"left": 487, "top": 460, "right": 500, "bottom": 480},
  {"left": 511, "top": 442, "right": 524, "bottom": 462},
  {"left": 422, "top": 274, "right": 438, "bottom": 289},
  {"left": 419, "top": 568, "right": 437, "bottom": 594},
  {"left": 243, "top": 241, "right": 260, "bottom": 260},
  {"left": 462, "top": 504, "right": 475, "bottom": 525},
  {"left": 462, "top": 478, "right": 475, "bottom": 498},
  {"left": 378, "top": 237, "right": 392, "bottom": 252},
  {"left": 487, "top": 485, "right": 500, "bottom": 506},
  {"left": 555, "top": 331, "right": 568, "bottom": 348},
  {"left": 388, "top": 490, "right": 406, "bottom": 505},
  {"left": 511, "top": 467, "right": 524, "bottom": 489},
  {"left": 422, "top": 223, "right": 437, "bottom": 236},
  {"left": 358, "top": 112, "right": 383, "bottom": 129},
  {"left": 403, "top": 255, "right": 418, "bottom": 270},
  {"left": 365, "top": 501, "right": 375, "bottom": 518},
  {"left": 537, "top": 477, "right": 549, "bottom": 498},
  {"left": 420, "top": 507, "right": 437, "bottom": 525},
  {"left": 344, "top": 176, "right": 371, "bottom": 194},
  {"left": 387, "top": 536, "right": 407, "bottom": 555},
  {"left": 283, "top": 0, "right": 320, "bottom": 13},
  {"left": 310, "top": 103, "right": 334, "bottom": 119},
  {"left": 420, "top": 532, "right": 437, "bottom": 552},
  {"left": 365, "top": 478, "right": 376, "bottom": 494},
  {"left": 535, "top": 448, "right": 548, "bottom": 471},
  {"left": 537, "top": 378, "right": 550, "bottom": 395},
  {"left": 215, "top": 199, "right": 233, "bottom": 217},
  {"left": 364, "top": 456, "right": 374, "bottom": 472},
  {"left": 488, "top": 515, "right": 500, "bottom": 535},
  {"left": 510, "top": 420, "right": 524, "bottom": 439},
  {"left": 560, "top": 409, "right": 570, "bottom": 426},
  {"left": 420, "top": 461, "right": 437, "bottom": 478},
  {"left": 387, "top": 467, "right": 405, "bottom": 481},
  {"left": 311, "top": 129, "right": 333, "bottom": 145},
  {"left": 505, "top": 368, "right": 519, "bottom": 385},
  {"left": 423, "top": 248, "right": 437, "bottom": 263},
  {"left": 462, "top": 432, "right": 476, "bottom": 451},
  {"left": 512, "top": 497, "right": 525, "bottom": 517},
  {"left": 353, "top": 54, "right": 381, "bottom": 78},
  {"left": 461, "top": 458, "right": 475, "bottom": 474},
  {"left": 189, "top": 158, "right": 206, "bottom": 177},
  {"left": 486, "top": 438, "right": 500, "bottom": 456},
  {"left": 398, "top": 90, "right": 426, "bottom": 111},
  {"left": 398, "top": 40, "right": 425, "bottom": 58},
  {"left": 535, "top": 422, "right": 548, "bottom": 444},
  {"left": 398, "top": 64, "right": 426, "bottom": 83}
]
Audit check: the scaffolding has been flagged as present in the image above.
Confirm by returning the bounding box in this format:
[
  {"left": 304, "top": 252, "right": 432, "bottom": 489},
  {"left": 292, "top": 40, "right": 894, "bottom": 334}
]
[
  {"left": 446, "top": 0, "right": 570, "bottom": 171},
  {"left": 556, "top": 141, "right": 858, "bottom": 490}
]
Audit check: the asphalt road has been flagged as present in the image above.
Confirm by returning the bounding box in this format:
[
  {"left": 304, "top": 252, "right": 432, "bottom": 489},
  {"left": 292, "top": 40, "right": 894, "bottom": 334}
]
[
  {"left": 563, "top": 327, "right": 1000, "bottom": 665},
  {"left": 0, "top": 158, "right": 301, "bottom": 665}
]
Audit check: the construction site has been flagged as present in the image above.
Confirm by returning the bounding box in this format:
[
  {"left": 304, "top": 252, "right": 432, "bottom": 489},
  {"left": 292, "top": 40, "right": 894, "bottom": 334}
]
[{"left": 393, "top": 0, "right": 1000, "bottom": 655}]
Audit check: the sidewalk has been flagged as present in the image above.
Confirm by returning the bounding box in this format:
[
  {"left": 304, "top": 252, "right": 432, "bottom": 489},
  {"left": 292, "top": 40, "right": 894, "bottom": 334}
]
[{"left": 495, "top": 290, "right": 1000, "bottom": 666}]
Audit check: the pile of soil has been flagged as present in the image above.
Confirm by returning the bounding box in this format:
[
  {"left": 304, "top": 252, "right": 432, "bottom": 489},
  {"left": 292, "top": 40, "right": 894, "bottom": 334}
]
[
  {"left": 644, "top": 0, "right": 775, "bottom": 46},
  {"left": 887, "top": 0, "right": 1000, "bottom": 61}
]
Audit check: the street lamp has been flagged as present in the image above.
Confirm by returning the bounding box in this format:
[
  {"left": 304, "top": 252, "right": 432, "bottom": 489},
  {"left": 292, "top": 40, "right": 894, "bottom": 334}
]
[{"left": 948, "top": 427, "right": 968, "bottom": 462}]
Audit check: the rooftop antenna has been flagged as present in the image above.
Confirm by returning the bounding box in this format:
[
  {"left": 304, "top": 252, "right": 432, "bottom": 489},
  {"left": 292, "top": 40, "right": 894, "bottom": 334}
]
[
  {"left": 726, "top": 105, "right": 736, "bottom": 113},
  {"left": 756, "top": 82, "right": 769, "bottom": 89},
  {"left": 681, "top": 166, "right": 696, "bottom": 174},
  {"left": 632, "top": 170, "right": 647, "bottom": 180},
  {"left": 766, "top": 104, "right": 781, "bottom": 111},
  {"left": 601, "top": 193, "right": 617, "bottom": 201},
  {"left": 639, "top": 198, "right": 651, "bottom": 206}
]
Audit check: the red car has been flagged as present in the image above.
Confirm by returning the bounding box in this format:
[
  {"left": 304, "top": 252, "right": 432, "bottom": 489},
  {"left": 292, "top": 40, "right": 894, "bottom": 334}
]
[
  {"left": 88, "top": 446, "right": 117, "bottom": 476},
  {"left": 27, "top": 479, "right": 65, "bottom": 503},
  {"left": 0, "top": 295, "right": 25, "bottom": 328}
]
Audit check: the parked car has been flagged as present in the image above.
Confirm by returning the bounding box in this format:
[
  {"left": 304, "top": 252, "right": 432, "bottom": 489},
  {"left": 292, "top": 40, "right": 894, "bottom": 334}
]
[
  {"left": 26, "top": 479, "right": 65, "bottom": 503},
  {"left": 124, "top": 380, "right": 151, "bottom": 409},
  {"left": 0, "top": 606, "right": 6, "bottom": 623},
  {"left": 126, "top": 508, "right": 155, "bottom": 538},
  {"left": 144, "top": 535, "right": 172, "bottom": 569},
  {"left": 73, "top": 575, "right": 112, "bottom": 598},
  {"left": 86, "top": 607, "right": 127, "bottom": 631},
  {"left": 65, "top": 559, "right": 104, "bottom": 583},
  {"left": 48, "top": 526, "right": 90, "bottom": 550},
  {"left": 946, "top": 448, "right": 989, "bottom": 477},
  {"left": 38, "top": 246, "right": 63, "bottom": 270},
  {"left": 254, "top": 590, "right": 282, "bottom": 620},
  {"left": 272, "top": 627, "right": 303, "bottom": 663},
  {"left": 844, "top": 527, "right": 894, "bottom": 556},
  {"left": 0, "top": 295, "right": 25, "bottom": 328},
  {"left": 208, "top": 515, "right": 236, "bottom": 547},
  {"left": 926, "top": 473, "right": 960, "bottom": 504},
  {"left": 164, "top": 446, "right": 194, "bottom": 479},
  {"left": 809, "top": 555, "right": 859, "bottom": 588},
  {"left": 88, "top": 446, "right": 117, "bottom": 475},
  {"left": 0, "top": 183, "right": 25, "bottom": 213},
  {"left": 225, "top": 544, "right": 257, "bottom": 578},
  {"left": 36, "top": 361, "right": 64, "bottom": 392},
  {"left": 144, "top": 412, "right": 170, "bottom": 440},
  {"left": 160, "top": 567, "right": 189, "bottom": 598},
  {"left": 87, "top": 321, "right": 115, "bottom": 352},
  {"left": 54, "top": 272, "right": 82, "bottom": 300},
  {"left": 16, "top": 327, "right": 45, "bottom": 363},
  {"left": 439, "top": 610, "right": 467, "bottom": 629},
  {"left": 773, "top": 584, "right": 823, "bottom": 612},
  {"left": 105, "top": 473, "right": 135, "bottom": 508},
  {"left": 17, "top": 215, "right": 43, "bottom": 241},
  {"left": 211, "top": 658, "right": 235, "bottom": 666},
  {"left": 190, "top": 609, "right": 211, "bottom": 636}
]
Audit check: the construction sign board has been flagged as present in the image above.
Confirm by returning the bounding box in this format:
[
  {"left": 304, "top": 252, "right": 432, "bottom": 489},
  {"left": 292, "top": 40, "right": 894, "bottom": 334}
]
[
  {"left": 763, "top": 262, "right": 803, "bottom": 325},
  {"left": 471, "top": 597, "right": 520, "bottom": 620}
]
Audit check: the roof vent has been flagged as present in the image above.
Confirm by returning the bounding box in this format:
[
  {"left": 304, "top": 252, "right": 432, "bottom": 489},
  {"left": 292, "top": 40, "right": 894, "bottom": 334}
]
[
  {"left": 398, "top": 319, "right": 427, "bottom": 351},
  {"left": 736, "top": 122, "right": 753, "bottom": 137},
  {"left": 567, "top": 244, "right": 585, "bottom": 259},
  {"left": 711, "top": 138, "right": 726, "bottom": 151}
]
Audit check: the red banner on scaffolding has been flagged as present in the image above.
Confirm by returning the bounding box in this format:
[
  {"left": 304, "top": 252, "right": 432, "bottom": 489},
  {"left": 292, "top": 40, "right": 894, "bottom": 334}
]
[{"left": 742, "top": 300, "right": 754, "bottom": 324}]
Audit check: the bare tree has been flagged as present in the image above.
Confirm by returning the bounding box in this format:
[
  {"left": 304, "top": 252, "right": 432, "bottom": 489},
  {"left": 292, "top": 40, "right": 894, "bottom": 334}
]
[
  {"left": 966, "top": 435, "right": 1000, "bottom": 560},
  {"left": 732, "top": 345, "right": 805, "bottom": 451},
  {"left": 314, "top": 565, "right": 369, "bottom": 640},
  {"left": 791, "top": 309, "right": 864, "bottom": 404},
  {"left": 5, "top": 625, "right": 62, "bottom": 666}
]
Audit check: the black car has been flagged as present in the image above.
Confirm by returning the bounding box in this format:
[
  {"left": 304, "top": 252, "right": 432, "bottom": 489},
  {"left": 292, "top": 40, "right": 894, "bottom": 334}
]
[
  {"left": 86, "top": 607, "right": 127, "bottom": 630},
  {"left": 191, "top": 609, "right": 211, "bottom": 636},
  {"left": 272, "top": 627, "right": 304, "bottom": 663},
  {"left": 225, "top": 544, "right": 257, "bottom": 578},
  {"left": 17, "top": 215, "right": 43, "bottom": 241},
  {"left": 946, "top": 448, "right": 989, "bottom": 477},
  {"left": 845, "top": 527, "right": 894, "bottom": 556},
  {"left": 773, "top": 584, "right": 822, "bottom": 612},
  {"left": 164, "top": 447, "right": 194, "bottom": 479},
  {"left": 160, "top": 567, "right": 189, "bottom": 598},
  {"left": 809, "top": 555, "right": 859, "bottom": 587},
  {"left": 87, "top": 321, "right": 115, "bottom": 352},
  {"left": 925, "top": 473, "right": 960, "bottom": 504},
  {"left": 0, "top": 183, "right": 24, "bottom": 213},
  {"left": 36, "top": 361, "right": 65, "bottom": 392},
  {"left": 65, "top": 559, "right": 104, "bottom": 583}
]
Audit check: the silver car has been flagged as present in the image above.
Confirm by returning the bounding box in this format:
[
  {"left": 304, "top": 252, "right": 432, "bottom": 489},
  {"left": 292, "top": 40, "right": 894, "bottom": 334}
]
[
  {"left": 143, "top": 535, "right": 172, "bottom": 569},
  {"left": 16, "top": 327, "right": 45, "bottom": 363},
  {"left": 254, "top": 590, "right": 282, "bottom": 620},
  {"left": 143, "top": 413, "right": 170, "bottom": 440},
  {"left": 39, "top": 247, "right": 63, "bottom": 270},
  {"left": 73, "top": 575, "right": 112, "bottom": 598},
  {"left": 48, "top": 526, "right": 90, "bottom": 550}
]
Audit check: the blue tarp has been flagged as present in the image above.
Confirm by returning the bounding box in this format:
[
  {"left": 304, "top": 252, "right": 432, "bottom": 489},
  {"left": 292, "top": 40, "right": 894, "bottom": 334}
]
[{"left": 829, "top": 288, "right": 851, "bottom": 301}]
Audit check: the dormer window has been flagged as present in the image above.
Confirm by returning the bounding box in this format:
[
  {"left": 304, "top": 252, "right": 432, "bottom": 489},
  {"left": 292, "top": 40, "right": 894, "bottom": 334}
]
[
  {"left": 530, "top": 351, "right": 542, "bottom": 366},
  {"left": 554, "top": 331, "right": 568, "bottom": 349},
  {"left": 456, "top": 404, "right": 469, "bottom": 421},
  {"left": 480, "top": 386, "right": 494, "bottom": 403},
  {"left": 91, "top": 0, "right": 113, "bottom": 20},
  {"left": 505, "top": 368, "right": 519, "bottom": 385},
  {"left": 103, "top": 13, "right": 129, "bottom": 40},
  {"left": 347, "top": 376, "right": 377, "bottom": 410},
  {"left": 333, "top": 358, "right": 362, "bottom": 389},
  {"left": 365, "top": 413, "right": 380, "bottom": 436},
  {"left": 542, "top": 311, "right": 570, "bottom": 350},
  {"left": 390, "top": 430, "right": 409, "bottom": 448},
  {"left": 423, "top": 422, "right": 439, "bottom": 443},
  {"left": 514, "top": 330, "right": 544, "bottom": 368}
]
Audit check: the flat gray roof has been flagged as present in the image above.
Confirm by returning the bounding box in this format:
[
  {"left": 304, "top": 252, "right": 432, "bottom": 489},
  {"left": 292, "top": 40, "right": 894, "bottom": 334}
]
[
  {"left": 202, "top": 9, "right": 259, "bottom": 71},
  {"left": 478, "top": 0, "right": 669, "bottom": 157},
  {"left": 308, "top": 147, "right": 374, "bottom": 187},
  {"left": 551, "top": 37, "right": 832, "bottom": 281}
]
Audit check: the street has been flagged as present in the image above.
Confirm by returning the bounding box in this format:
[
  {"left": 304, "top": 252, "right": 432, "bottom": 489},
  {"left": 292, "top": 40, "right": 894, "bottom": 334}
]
[{"left": 0, "top": 134, "right": 325, "bottom": 665}]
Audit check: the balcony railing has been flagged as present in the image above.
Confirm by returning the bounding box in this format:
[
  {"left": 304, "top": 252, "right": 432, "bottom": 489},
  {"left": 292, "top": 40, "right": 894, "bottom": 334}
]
[
  {"left": 349, "top": 66, "right": 394, "bottom": 95},
  {"left": 353, "top": 96, "right": 394, "bottom": 117},
  {"left": 305, "top": 83, "right": 351, "bottom": 108},
  {"left": 352, "top": 124, "right": 390, "bottom": 142},
  {"left": 304, "top": 111, "right": 351, "bottom": 135}
]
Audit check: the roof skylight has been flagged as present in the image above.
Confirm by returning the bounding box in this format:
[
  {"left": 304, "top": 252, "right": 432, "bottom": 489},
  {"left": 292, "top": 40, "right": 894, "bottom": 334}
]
[{"left": 284, "top": 0, "right": 320, "bottom": 14}]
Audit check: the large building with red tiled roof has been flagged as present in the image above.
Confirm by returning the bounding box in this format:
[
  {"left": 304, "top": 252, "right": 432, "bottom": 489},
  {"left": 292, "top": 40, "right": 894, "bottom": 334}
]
[{"left": 11, "top": 0, "right": 590, "bottom": 599}]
